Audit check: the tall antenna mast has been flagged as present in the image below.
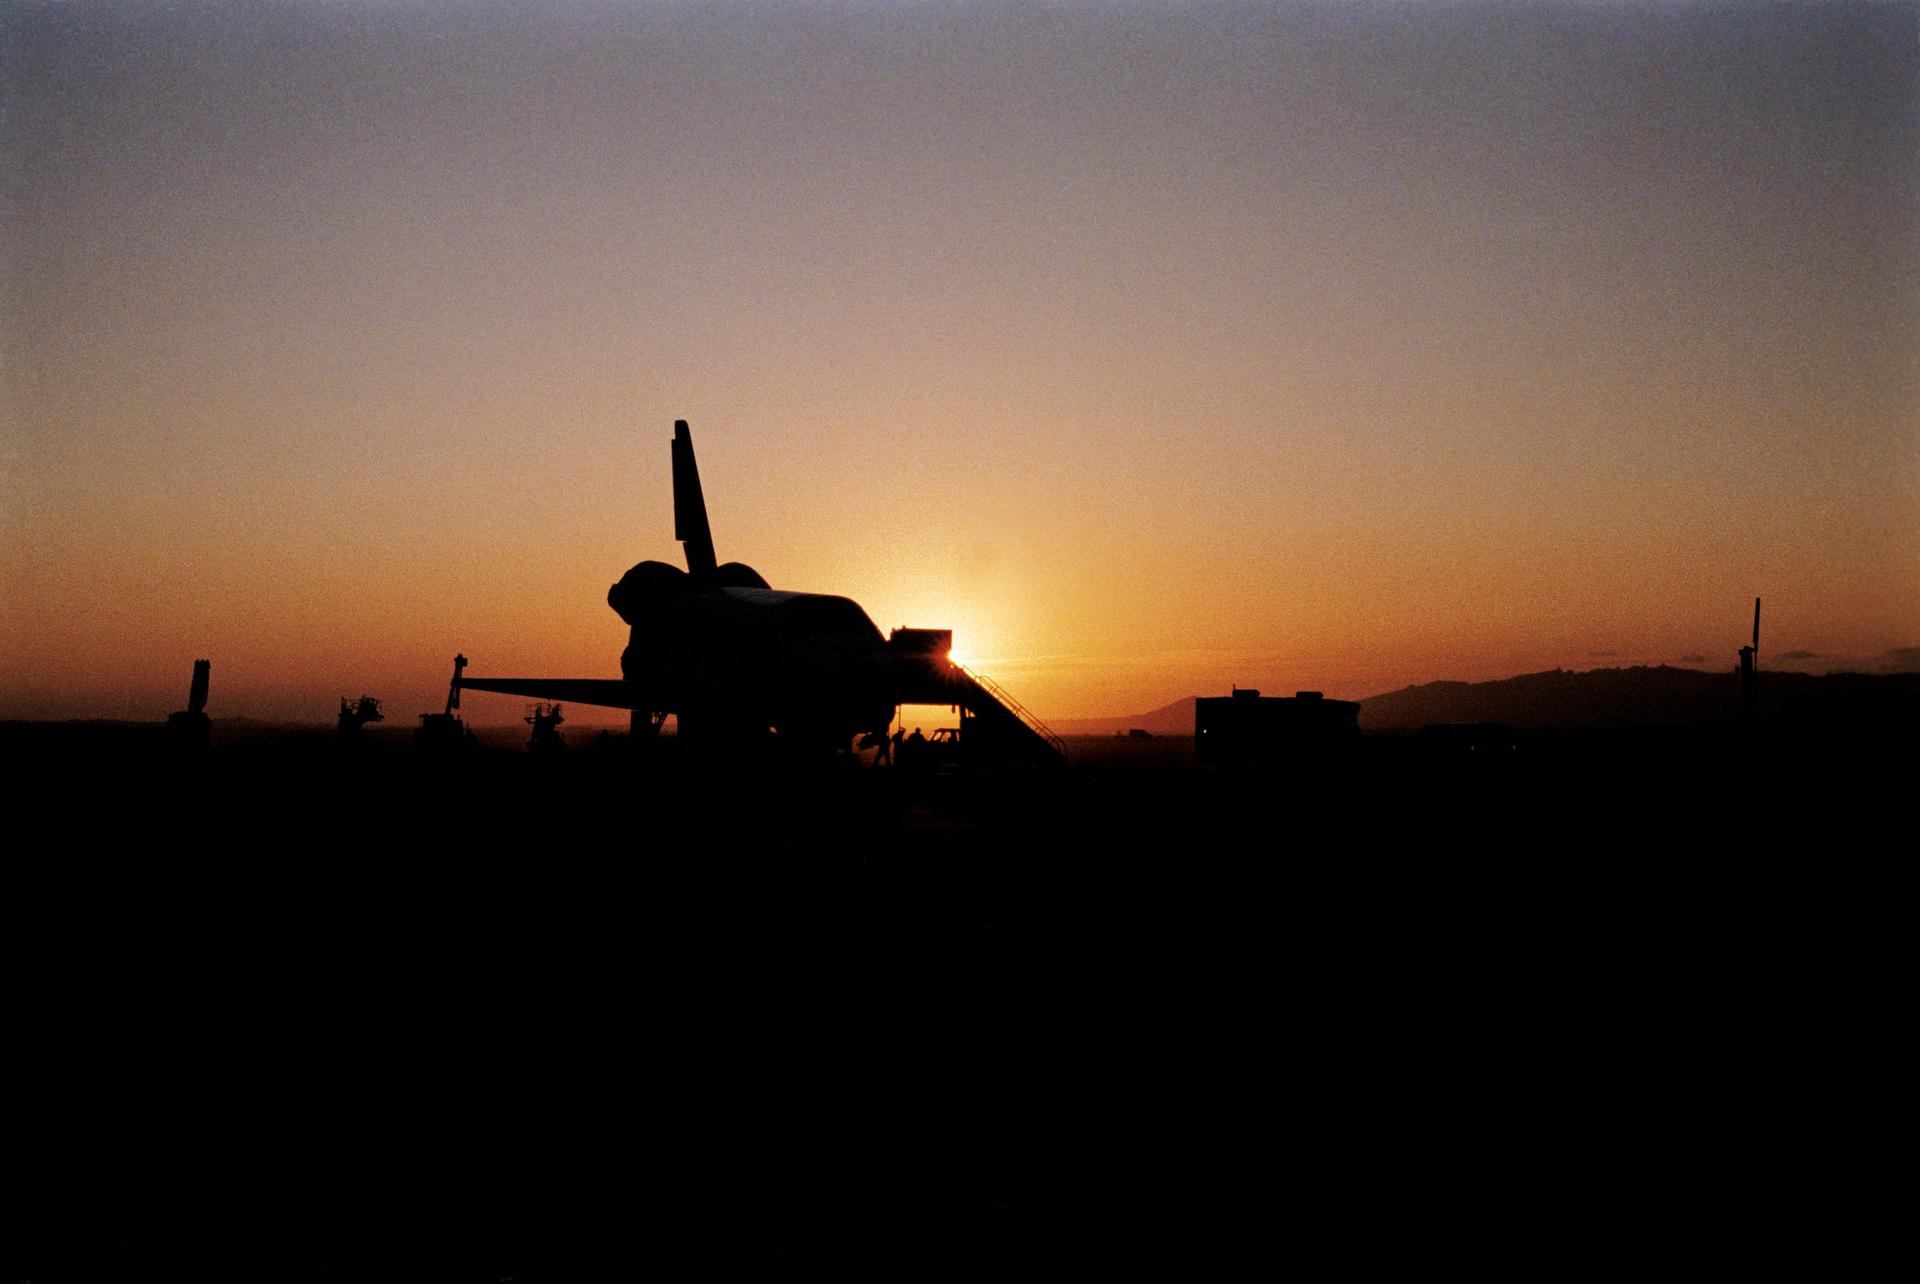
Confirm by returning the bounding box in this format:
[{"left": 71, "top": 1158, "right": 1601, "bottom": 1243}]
[{"left": 1738, "top": 598, "right": 1760, "bottom": 722}]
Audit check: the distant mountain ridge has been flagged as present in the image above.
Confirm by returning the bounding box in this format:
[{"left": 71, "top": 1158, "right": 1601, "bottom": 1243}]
[
  {"left": 1052, "top": 667, "right": 1920, "bottom": 736},
  {"left": 1053, "top": 697, "right": 1198, "bottom": 738},
  {"left": 1359, "top": 665, "right": 1920, "bottom": 730}
]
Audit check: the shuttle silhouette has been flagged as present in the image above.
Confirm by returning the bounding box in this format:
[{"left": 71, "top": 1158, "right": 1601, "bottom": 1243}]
[{"left": 458, "top": 421, "right": 1062, "bottom": 762}]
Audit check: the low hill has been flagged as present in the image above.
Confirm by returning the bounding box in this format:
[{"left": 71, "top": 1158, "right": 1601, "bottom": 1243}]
[
  {"left": 1052, "top": 697, "right": 1197, "bottom": 738},
  {"left": 1361, "top": 665, "right": 1920, "bottom": 731}
]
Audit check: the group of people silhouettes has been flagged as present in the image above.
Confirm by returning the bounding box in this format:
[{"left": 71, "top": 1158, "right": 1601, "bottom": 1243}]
[{"left": 859, "top": 724, "right": 928, "bottom": 767}]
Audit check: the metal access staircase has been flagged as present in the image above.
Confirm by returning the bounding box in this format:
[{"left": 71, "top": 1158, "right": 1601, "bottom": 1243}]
[
  {"left": 945, "top": 662, "right": 1068, "bottom": 766},
  {"left": 885, "top": 630, "right": 1066, "bottom": 766}
]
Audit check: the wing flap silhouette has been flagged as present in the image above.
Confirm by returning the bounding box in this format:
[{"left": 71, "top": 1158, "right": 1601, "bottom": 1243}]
[{"left": 453, "top": 677, "right": 666, "bottom": 711}]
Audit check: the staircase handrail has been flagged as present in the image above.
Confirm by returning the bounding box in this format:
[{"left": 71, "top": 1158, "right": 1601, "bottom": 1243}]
[{"left": 951, "top": 662, "right": 1068, "bottom": 760}]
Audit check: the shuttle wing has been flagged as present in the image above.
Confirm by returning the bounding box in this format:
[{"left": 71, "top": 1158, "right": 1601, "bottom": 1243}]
[{"left": 456, "top": 677, "right": 663, "bottom": 711}]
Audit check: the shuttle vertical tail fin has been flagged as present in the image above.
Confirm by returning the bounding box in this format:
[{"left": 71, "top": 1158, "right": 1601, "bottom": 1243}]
[{"left": 671, "top": 419, "right": 718, "bottom": 577}]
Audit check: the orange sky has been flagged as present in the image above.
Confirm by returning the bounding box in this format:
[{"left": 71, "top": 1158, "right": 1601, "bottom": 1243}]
[{"left": 4, "top": 3, "right": 1916, "bottom": 724}]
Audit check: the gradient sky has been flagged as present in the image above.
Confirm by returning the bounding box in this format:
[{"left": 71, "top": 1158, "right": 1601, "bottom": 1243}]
[{"left": 4, "top": 1, "right": 1916, "bottom": 723}]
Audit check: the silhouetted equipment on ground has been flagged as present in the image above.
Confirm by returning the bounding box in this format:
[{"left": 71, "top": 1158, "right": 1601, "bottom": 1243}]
[
  {"left": 336, "top": 695, "right": 384, "bottom": 739},
  {"left": 455, "top": 420, "right": 1064, "bottom": 765},
  {"left": 417, "top": 653, "right": 476, "bottom": 752},
  {"left": 416, "top": 711, "right": 476, "bottom": 752},
  {"left": 856, "top": 725, "right": 895, "bottom": 765},
  {"left": 1195, "top": 688, "right": 1360, "bottom": 763},
  {"left": 525, "top": 703, "right": 566, "bottom": 753},
  {"left": 1740, "top": 596, "right": 1761, "bottom": 721},
  {"left": 165, "top": 659, "right": 211, "bottom": 748},
  {"left": 923, "top": 726, "right": 965, "bottom": 767},
  {"left": 1127, "top": 728, "right": 1154, "bottom": 739}
]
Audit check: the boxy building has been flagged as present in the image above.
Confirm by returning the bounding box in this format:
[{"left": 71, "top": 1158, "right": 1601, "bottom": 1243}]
[{"left": 1194, "top": 688, "right": 1361, "bottom": 763}]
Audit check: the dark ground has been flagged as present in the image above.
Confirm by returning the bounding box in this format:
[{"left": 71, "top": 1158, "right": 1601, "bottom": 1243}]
[{"left": 7, "top": 721, "right": 1908, "bottom": 1279}]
